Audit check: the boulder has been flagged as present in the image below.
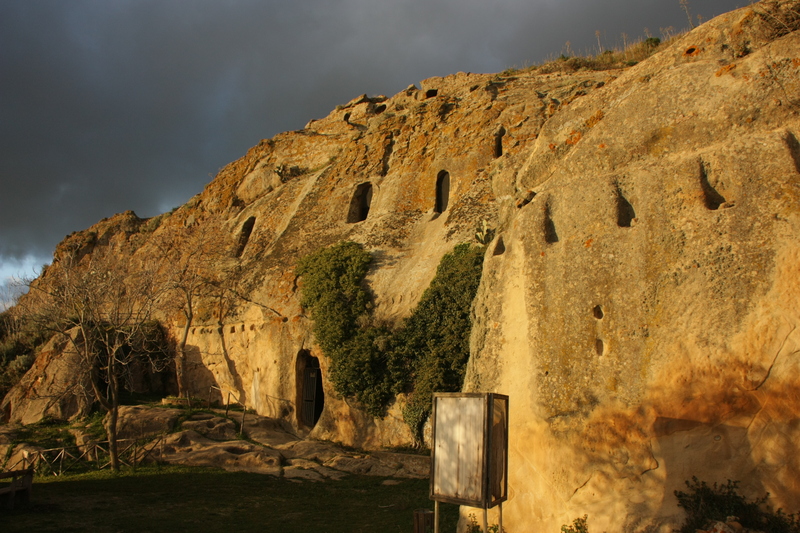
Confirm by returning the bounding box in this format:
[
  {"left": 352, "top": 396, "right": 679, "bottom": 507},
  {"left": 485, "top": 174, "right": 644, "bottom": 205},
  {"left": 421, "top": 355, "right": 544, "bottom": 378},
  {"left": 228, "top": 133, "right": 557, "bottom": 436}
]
[
  {"left": 159, "top": 430, "right": 283, "bottom": 475},
  {"left": 181, "top": 415, "right": 238, "bottom": 441},
  {"left": 1, "top": 333, "right": 92, "bottom": 424},
  {"left": 110, "top": 405, "right": 182, "bottom": 440}
]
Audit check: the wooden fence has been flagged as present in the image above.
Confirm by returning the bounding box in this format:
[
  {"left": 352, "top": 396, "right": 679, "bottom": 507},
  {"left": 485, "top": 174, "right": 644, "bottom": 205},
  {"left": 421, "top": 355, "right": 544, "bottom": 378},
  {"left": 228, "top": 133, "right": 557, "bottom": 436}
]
[{"left": 4, "top": 435, "right": 166, "bottom": 477}]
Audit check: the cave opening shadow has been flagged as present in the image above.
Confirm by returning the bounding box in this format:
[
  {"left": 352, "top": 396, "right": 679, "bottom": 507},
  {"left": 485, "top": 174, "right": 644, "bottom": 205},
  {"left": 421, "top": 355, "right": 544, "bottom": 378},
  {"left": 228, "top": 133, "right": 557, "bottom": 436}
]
[{"left": 296, "top": 350, "right": 324, "bottom": 428}]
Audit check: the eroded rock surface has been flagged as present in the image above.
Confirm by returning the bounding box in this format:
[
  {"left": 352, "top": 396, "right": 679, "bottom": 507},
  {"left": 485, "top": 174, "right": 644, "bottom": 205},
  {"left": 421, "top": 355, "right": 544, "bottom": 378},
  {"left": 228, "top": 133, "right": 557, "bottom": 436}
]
[
  {"left": 3, "top": 1, "right": 800, "bottom": 531},
  {"left": 1, "top": 333, "right": 93, "bottom": 425},
  {"left": 1, "top": 408, "right": 430, "bottom": 482},
  {"left": 136, "top": 409, "right": 430, "bottom": 480},
  {"left": 464, "top": 2, "right": 800, "bottom": 531}
]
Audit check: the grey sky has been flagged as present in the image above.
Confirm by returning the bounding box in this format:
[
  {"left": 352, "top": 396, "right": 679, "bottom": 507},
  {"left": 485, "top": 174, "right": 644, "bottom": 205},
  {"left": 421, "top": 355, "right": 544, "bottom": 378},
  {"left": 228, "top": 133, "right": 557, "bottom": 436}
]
[{"left": 0, "top": 0, "right": 742, "bottom": 293}]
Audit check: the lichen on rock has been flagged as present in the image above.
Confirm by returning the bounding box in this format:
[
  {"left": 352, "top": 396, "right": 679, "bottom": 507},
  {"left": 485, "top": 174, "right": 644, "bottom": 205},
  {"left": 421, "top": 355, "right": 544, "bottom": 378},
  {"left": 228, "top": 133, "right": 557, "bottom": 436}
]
[{"left": 4, "top": 1, "right": 800, "bottom": 531}]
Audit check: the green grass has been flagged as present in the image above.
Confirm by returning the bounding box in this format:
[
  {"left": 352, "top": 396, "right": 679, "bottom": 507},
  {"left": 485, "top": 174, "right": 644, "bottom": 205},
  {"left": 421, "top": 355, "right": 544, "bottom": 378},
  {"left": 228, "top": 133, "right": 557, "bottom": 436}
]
[{"left": 1, "top": 465, "right": 459, "bottom": 533}]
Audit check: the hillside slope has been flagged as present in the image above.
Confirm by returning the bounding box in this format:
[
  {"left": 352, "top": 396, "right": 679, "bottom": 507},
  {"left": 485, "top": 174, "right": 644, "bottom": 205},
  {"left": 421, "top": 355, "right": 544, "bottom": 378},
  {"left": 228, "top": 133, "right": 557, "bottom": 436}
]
[{"left": 4, "top": 1, "right": 800, "bottom": 531}]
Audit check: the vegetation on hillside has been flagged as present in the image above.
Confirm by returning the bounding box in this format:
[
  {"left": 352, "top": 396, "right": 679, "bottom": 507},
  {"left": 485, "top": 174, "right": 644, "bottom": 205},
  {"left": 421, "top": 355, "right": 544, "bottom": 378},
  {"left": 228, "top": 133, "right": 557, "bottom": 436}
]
[
  {"left": 9, "top": 249, "right": 174, "bottom": 471},
  {"left": 296, "top": 241, "right": 485, "bottom": 441},
  {"left": 559, "top": 477, "right": 800, "bottom": 533},
  {"left": 0, "top": 309, "right": 46, "bottom": 400},
  {"left": 499, "top": 34, "right": 664, "bottom": 78},
  {"left": 537, "top": 36, "right": 662, "bottom": 74},
  {"left": 675, "top": 478, "right": 800, "bottom": 533}
]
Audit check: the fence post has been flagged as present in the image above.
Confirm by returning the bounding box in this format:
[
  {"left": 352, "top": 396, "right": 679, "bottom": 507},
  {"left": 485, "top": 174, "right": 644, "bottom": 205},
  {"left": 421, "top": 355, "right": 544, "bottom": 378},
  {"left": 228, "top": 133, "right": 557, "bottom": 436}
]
[{"left": 413, "top": 509, "right": 434, "bottom": 533}]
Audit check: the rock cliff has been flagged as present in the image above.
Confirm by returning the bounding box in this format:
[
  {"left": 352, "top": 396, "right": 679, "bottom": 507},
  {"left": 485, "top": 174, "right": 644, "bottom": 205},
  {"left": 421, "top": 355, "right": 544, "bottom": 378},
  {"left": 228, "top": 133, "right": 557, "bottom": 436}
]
[{"left": 4, "top": 1, "right": 800, "bottom": 531}]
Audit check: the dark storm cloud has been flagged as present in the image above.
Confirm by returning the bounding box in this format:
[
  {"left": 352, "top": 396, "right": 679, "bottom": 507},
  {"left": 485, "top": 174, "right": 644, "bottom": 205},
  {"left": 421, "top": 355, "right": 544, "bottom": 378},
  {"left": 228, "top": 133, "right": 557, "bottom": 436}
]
[{"left": 0, "top": 0, "right": 741, "bottom": 281}]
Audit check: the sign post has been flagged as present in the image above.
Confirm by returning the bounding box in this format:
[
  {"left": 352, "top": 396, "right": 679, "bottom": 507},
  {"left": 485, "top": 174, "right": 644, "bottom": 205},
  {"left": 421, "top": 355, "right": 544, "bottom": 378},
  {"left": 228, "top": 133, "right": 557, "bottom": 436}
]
[{"left": 430, "top": 393, "right": 509, "bottom": 532}]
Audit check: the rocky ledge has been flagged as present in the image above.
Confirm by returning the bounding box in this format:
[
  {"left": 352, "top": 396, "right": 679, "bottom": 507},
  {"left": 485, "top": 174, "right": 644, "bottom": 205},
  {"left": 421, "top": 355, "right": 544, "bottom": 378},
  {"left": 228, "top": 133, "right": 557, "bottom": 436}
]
[{"left": 1, "top": 406, "right": 429, "bottom": 482}]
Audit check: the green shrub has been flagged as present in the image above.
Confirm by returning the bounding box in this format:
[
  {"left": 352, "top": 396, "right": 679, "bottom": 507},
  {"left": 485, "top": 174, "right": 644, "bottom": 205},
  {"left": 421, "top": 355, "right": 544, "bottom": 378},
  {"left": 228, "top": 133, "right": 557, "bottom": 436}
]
[
  {"left": 561, "top": 515, "right": 589, "bottom": 533},
  {"left": 297, "top": 241, "right": 485, "bottom": 435},
  {"left": 675, "top": 477, "right": 800, "bottom": 533},
  {"left": 297, "top": 242, "right": 393, "bottom": 416},
  {"left": 466, "top": 513, "right": 505, "bottom": 533},
  {"left": 396, "top": 243, "right": 485, "bottom": 439},
  {"left": 296, "top": 241, "right": 372, "bottom": 354},
  {"left": 644, "top": 37, "right": 661, "bottom": 48},
  {"left": 328, "top": 325, "right": 395, "bottom": 416}
]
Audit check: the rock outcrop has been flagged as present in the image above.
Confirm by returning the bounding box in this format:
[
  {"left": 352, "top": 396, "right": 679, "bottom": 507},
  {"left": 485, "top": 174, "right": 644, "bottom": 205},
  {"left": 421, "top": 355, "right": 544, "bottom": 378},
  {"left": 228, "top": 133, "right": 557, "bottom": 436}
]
[
  {"left": 4, "top": 1, "right": 800, "bottom": 531},
  {"left": 2, "top": 332, "right": 93, "bottom": 425},
  {"left": 1, "top": 406, "right": 430, "bottom": 481},
  {"left": 465, "top": 2, "right": 800, "bottom": 531}
]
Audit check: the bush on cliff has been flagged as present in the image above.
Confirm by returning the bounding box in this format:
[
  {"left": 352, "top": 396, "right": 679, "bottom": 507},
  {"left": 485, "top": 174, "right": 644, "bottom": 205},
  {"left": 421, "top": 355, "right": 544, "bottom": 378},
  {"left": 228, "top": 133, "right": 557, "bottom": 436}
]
[
  {"left": 675, "top": 478, "right": 800, "bottom": 533},
  {"left": 296, "top": 241, "right": 485, "bottom": 438},
  {"left": 296, "top": 241, "right": 372, "bottom": 355},
  {"left": 394, "top": 243, "right": 485, "bottom": 438},
  {"left": 296, "top": 242, "right": 394, "bottom": 415}
]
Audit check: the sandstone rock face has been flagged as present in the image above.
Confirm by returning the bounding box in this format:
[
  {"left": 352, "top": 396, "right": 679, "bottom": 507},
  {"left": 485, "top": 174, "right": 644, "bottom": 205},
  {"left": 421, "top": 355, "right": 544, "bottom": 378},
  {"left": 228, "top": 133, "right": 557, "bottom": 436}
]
[
  {"left": 464, "top": 3, "right": 800, "bottom": 531},
  {"left": 1, "top": 332, "right": 93, "bottom": 424},
  {"left": 112, "top": 405, "right": 182, "bottom": 440},
  {"left": 4, "top": 1, "right": 800, "bottom": 531}
]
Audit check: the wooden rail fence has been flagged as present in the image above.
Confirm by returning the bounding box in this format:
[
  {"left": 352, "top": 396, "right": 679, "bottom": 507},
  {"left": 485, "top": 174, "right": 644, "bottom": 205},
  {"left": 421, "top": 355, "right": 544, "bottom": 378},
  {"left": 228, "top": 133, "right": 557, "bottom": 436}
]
[
  {"left": 4, "top": 435, "right": 166, "bottom": 477},
  {"left": 0, "top": 468, "right": 33, "bottom": 509}
]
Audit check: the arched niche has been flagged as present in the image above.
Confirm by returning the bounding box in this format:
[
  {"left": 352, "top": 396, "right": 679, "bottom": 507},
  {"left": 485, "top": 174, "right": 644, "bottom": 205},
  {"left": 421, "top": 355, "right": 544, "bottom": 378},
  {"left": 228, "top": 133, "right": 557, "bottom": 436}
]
[
  {"left": 494, "top": 126, "right": 506, "bottom": 158},
  {"left": 435, "top": 171, "right": 450, "bottom": 214},
  {"left": 295, "top": 350, "right": 324, "bottom": 428},
  {"left": 543, "top": 203, "right": 559, "bottom": 244},
  {"left": 347, "top": 182, "right": 373, "bottom": 223},
  {"left": 234, "top": 216, "right": 256, "bottom": 258},
  {"left": 699, "top": 160, "right": 726, "bottom": 210},
  {"left": 615, "top": 187, "right": 636, "bottom": 227}
]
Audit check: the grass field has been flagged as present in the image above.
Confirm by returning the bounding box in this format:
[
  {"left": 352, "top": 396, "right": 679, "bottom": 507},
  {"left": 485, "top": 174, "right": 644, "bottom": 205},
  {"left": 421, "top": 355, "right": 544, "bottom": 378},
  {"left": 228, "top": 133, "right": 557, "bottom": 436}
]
[{"left": 1, "top": 466, "right": 459, "bottom": 533}]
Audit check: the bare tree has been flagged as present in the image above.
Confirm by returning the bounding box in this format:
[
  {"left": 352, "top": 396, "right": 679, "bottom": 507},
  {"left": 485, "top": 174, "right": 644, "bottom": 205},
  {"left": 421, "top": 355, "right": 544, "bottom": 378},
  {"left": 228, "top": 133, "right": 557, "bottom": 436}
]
[
  {"left": 680, "top": 0, "right": 695, "bottom": 29},
  {"left": 0, "top": 277, "right": 26, "bottom": 312},
  {"left": 155, "top": 225, "right": 229, "bottom": 399},
  {"left": 22, "top": 248, "right": 170, "bottom": 471}
]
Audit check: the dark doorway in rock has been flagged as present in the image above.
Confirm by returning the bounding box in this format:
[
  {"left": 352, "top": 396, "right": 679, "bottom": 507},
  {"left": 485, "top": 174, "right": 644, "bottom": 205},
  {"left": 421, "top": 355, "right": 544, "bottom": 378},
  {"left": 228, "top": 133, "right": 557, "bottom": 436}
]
[
  {"left": 347, "top": 182, "right": 373, "bottom": 223},
  {"left": 235, "top": 216, "right": 256, "bottom": 257},
  {"left": 435, "top": 171, "right": 450, "bottom": 213},
  {"left": 615, "top": 187, "right": 636, "bottom": 227},
  {"left": 494, "top": 126, "right": 506, "bottom": 158},
  {"left": 544, "top": 203, "right": 559, "bottom": 244},
  {"left": 296, "top": 350, "right": 324, "bottom": 428},
  {"left": 493, "top": 236, "right": 506, "bottom": 256},
  {"left": 699, "top": 161, "right": 726, "bottom": 210}
]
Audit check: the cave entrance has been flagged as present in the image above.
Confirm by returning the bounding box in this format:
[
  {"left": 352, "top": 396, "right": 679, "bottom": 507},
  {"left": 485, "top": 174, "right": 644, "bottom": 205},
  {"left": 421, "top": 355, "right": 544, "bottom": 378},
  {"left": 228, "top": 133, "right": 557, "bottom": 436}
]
[
  {"left": 296, "top": 350, "right": 324, "bottom": 428},
  {"left": 435, "top": 170, "right": 450, "bottom": 213},
  {"left": 235, "top": 216, "right": 256, "bottom": 257},
  {"left": 347, "top": 182, "right": 373, "bottom": 223}
]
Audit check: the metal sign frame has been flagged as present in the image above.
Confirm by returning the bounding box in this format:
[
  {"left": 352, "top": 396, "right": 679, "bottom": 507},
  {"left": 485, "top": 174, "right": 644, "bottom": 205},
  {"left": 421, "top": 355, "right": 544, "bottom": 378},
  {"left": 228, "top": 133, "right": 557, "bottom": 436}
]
[{"left": 429, "top": 392, "right": 509, "bottom": 509}]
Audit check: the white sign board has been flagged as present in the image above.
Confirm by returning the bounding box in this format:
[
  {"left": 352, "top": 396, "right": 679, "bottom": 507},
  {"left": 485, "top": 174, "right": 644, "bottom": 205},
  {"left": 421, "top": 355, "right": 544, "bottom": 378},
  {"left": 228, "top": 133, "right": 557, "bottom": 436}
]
[{"left": 430, "top": 393, "right": 508, "bottom": 508}]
